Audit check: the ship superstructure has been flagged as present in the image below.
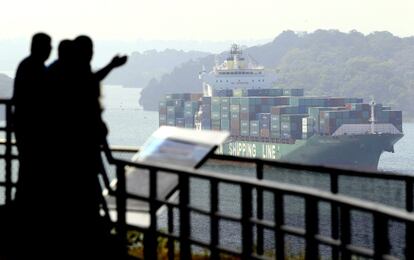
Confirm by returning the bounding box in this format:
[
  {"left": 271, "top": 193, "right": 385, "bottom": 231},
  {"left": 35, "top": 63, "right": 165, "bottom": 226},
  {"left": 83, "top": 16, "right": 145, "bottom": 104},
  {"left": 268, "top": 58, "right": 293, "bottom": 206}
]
[
  {"left": 159, "top": 44, "right": 403, "bottom": 170},
  {"left": 199, "top": 44, "right": 277, "bottom": 96}
]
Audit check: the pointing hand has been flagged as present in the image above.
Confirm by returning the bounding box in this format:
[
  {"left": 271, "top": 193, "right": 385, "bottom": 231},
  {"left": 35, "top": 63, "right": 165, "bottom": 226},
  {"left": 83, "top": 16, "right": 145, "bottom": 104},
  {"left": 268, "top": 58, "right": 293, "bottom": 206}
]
[{"left": 110, "top": 55, "right": 128, "bottom": 68}]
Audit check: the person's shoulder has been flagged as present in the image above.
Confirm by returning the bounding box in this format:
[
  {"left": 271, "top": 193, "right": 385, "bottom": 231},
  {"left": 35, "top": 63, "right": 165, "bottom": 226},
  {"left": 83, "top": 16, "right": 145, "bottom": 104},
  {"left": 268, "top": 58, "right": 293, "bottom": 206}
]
[
  {"left": 14, "top": 57, "right": 31, "bottom": 78},
  {"left": 17, "top": 56, "right": 31, "bottom": 68}
]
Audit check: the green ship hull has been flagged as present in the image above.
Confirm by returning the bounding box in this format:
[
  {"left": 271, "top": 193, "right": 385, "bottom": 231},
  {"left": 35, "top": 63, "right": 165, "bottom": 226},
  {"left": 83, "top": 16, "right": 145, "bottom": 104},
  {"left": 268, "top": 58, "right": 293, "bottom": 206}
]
[{"left": 216, "top": 134, "right": 403, "bottom": 170}]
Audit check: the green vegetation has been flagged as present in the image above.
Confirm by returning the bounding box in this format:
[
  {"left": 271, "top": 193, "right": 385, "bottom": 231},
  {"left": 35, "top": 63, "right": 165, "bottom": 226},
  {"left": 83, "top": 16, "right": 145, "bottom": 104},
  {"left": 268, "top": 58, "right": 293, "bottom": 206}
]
[{"left": 140, "top": 30, "right": 414, "bottom": 120}]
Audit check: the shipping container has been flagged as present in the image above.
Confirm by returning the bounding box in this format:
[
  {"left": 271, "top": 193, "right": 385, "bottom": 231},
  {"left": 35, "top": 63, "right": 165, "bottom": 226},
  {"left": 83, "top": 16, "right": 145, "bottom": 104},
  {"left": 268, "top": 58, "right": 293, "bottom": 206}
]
[
  {"left": 240, "top": 120, "right": 250, "bottom": 136},
  {"left": 250, "top": 121, "right": 259, "bottom": 137}
]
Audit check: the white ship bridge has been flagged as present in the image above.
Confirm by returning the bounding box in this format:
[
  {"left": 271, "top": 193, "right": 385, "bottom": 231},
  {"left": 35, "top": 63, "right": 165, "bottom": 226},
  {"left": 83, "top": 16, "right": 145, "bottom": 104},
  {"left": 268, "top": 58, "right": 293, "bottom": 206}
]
[{"left": 199, "top": 44, "right": 278, "bottom": 96}]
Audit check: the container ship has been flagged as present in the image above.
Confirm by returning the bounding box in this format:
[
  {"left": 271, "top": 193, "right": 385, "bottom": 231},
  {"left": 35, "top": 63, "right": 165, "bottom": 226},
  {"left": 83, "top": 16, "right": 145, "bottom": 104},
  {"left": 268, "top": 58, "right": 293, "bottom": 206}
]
[{"left": 158, "top": 44, "right": 403, "bottom": 170}]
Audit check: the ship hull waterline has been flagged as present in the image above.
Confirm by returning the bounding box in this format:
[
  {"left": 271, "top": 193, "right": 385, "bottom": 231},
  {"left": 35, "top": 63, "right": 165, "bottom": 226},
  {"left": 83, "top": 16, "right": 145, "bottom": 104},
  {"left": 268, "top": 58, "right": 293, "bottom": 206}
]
[{"left": 215, "top": 134, "right": 403, "bottom": 171}]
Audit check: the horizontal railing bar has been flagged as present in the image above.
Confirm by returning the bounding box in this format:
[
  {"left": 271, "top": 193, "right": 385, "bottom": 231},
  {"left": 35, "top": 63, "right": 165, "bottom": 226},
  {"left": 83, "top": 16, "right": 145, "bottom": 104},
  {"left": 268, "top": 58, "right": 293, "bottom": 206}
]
[
  {"left": 115, "top": 158, "right": 414, "bottom": 223},
  {"left": 250, "top": 218, "right": 275, "bottom": 229},
  {"left": 105, "top": 145, "right": 414, "bottom": 182},
  {"left": 346, "top": 244, "right": 374, "bottom": 257},
  {"left": 214, "top": 245, "right": 242, "bottom": 257},
  {"left": 156, "top": 230, "right": 180, "bottom": 240},
  {"left": 281, "top": 225, "right": 306, "bottom": 237},
  {"left": 314, "top": 234, "right": 341, "bottom": 247},
  {"left": 215, "top": 212, "right": 242, "bottom": 222},
  {"left": 187, "top": 206, "right": 210, "bottom": 216},
  {"left": 125, "top": 192, "right": 151, "bottom": 203},
  {"left": 109, "top": 145, "right": 139, "bottom": 153}
]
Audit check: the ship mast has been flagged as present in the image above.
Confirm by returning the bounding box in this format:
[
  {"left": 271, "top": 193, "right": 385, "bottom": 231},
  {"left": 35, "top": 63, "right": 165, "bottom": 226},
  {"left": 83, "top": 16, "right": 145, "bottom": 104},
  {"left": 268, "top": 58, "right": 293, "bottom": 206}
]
[{"left": 369, "top": 99, "right": 376, "bottom": 134}]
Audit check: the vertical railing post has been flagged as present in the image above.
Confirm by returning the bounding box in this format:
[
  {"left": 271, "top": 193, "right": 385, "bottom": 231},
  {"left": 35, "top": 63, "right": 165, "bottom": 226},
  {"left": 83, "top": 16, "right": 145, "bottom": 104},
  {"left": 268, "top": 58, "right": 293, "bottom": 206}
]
[
  {"left": 5, "top": 102, "right": 12, "bottom": 204},
  {"left": 241, "top": 184, "right": 253, "bottom": 259},
  {"left": 179, "top": 174, "right": 191, "bottom": 259},
  {"left": 406, "top": 220, "right": 414, "bottom": 260},
  {"left": 373, "top": 213, "right": 390, "bottom": 259},
  {"left": 274, "top": 191, "right": 285, "bottom": 260},
  {"left": 145, "top": 169, "right": 158, "bottom": 259},
  {"left": 305, "top": 197, "right": 319, "bottom": 260},
  {"left": 330, "top": 172, "right": 339, "bottom": 259},
  {"left": 115, "top": 163, "right": 128, "bottom": 258},
  {"left": 405, "top": 178, "right": 413, "bottom": 260},
  {"left": 340, "top": 206, "right": 351, "bottom": 260},
  {"left": 406, "top": 178, "right": 413, "bottom": 212},
  {"left": 210, "top": 179, "right": 219, "bottom": 259},
  {"left": 256, "top": 161, "right": 264, "bottom": 255},
  {"left": 167, "top": 203, "right": 174, "bottom": 260}
]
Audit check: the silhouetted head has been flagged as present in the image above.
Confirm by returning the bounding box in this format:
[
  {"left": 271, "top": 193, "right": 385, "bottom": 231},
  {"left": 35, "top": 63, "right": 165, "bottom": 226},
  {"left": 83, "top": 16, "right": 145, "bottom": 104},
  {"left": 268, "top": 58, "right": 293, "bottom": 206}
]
[
  {"left": 58, "top": 39, "right": 74, "bottom": 62},
  {"left": 74, "top": 35, "right": 93, "bottom": 64},
  {"left": 30, "top": 33, "right": 52, "bottom": 62}
]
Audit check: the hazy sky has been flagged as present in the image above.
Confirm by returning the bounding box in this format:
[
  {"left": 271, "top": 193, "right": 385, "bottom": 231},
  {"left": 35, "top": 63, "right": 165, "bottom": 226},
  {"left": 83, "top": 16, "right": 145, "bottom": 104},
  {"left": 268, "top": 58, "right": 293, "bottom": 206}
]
[
  {"left": 1, "top": 0, "right": 413, "bottom": 72},
  {"left": 2, "top": 0, "right": 414, "bottom": 42}
]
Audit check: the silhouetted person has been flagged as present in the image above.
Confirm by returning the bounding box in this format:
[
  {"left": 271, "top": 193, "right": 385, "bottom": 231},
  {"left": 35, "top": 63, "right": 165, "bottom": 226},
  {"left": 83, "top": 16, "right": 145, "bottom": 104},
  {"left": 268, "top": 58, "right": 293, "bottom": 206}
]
[
  {"left": 10, "top": 32, "right": 53, "bottom": 259},
  {"left": 13, "top": 33, "right": 51, "bottom": 202},
  {"left": 36, "top": 35, "right": 127, "bottom": 259},
  {"left": 68, "top": 35, "right": 127, "bottom": 258}
]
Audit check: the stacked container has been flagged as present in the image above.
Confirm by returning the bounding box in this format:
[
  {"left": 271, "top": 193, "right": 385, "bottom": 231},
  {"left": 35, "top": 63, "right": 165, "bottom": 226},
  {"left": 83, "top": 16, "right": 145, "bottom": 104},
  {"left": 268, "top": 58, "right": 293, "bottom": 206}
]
[
  {"left": 158, "top": 88, "right": 402, "bottom": 140},
  {"left": 200, "top": 97, "right": 212, "bottom": 129},
  {"left": 250, "top": 121, "right": 259, "bottom": 137},
  {"left": 270, "top": 114, "right": 281, "bottom": 138},
  {"left": 302, "top": 117, "right": 315, "bottom": 139},
  {"left": 258, "top": 113, "right": 271, "bottom": 138},
  {"left": 281, "top": 114, "right": 308, "bottom": 139},
  {"left": 230, "top": 104, "right": 240, "bottom": 136}
]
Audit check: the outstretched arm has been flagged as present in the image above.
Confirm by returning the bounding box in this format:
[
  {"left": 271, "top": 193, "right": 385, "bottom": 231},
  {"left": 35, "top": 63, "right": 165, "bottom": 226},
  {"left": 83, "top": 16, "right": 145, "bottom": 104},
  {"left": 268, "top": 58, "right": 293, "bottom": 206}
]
[{"left": 94, "top": 55, "right": 128, "bottom": 82}]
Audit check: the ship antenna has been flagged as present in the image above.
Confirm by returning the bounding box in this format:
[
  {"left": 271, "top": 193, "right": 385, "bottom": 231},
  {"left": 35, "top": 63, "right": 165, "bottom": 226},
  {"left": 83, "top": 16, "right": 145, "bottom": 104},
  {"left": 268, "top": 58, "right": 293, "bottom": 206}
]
[{"left": 369, "top": 98, "right": 376, "bottom": 134}]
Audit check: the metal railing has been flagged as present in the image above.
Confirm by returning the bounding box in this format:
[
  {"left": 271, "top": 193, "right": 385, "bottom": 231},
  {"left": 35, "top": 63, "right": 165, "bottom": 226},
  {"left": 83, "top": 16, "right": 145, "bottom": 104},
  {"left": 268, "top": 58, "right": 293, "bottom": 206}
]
[
  {"left": 104, "top": 153, "right": 414, "bottom": 260},
  {"left": 0, "top": 99, "right": 17, "bottom": 205},
  {"left": 1, "top": 98, "right": 414, "bottom": 259}
]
